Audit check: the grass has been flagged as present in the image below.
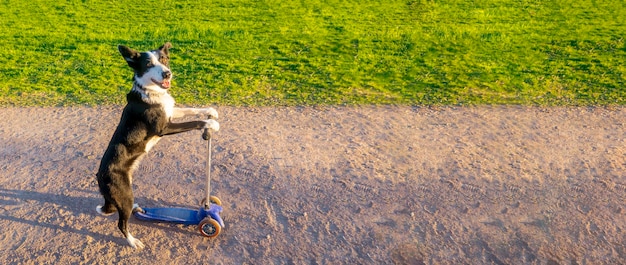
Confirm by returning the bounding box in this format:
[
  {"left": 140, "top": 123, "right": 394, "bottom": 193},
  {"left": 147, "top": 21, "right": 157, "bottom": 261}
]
[{"left": 0, "top": 0, "right": 625, "bottom": 106}]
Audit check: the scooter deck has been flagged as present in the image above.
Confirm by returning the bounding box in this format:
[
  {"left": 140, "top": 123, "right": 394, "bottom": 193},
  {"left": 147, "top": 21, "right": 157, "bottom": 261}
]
[{"left": 134, "top": 205, "right": 224, "bottom": 227}]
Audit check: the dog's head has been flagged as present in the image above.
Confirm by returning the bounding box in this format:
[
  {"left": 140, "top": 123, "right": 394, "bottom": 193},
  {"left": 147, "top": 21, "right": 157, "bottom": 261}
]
[{"left": 118, "top": 43, "right": 173, "bottom": 91}]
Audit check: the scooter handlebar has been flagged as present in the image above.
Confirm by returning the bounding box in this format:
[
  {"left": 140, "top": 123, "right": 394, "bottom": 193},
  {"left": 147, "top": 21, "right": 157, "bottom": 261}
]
[{"left": 202, "top": 128, "right": 211, "bottom": 141}]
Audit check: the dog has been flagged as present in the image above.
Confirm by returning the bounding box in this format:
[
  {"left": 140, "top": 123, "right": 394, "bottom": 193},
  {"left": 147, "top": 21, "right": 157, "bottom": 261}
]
[{"left": 96, "top": 42, "right": 219, "bottom": 249}]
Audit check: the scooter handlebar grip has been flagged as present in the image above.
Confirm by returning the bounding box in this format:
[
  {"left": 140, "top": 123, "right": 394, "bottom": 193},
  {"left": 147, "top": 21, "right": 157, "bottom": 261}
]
[{"left": 202, "top": 128, "right": 211, "bottom": 141}]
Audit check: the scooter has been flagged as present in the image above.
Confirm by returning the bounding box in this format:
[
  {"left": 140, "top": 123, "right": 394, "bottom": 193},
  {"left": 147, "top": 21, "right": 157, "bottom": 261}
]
[{"left": 133, "top": 128, "right": 224, "bottom": 238}]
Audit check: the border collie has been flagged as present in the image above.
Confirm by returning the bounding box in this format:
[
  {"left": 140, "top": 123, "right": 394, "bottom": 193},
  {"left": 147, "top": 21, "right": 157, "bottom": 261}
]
[{"left": 96, "top": 42, "right": 219, "bottom": 249}]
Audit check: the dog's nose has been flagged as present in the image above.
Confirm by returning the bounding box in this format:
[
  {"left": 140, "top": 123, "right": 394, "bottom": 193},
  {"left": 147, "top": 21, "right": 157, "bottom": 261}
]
[{"left": 162, "top": 71, "right": 171, "bottom": 79}]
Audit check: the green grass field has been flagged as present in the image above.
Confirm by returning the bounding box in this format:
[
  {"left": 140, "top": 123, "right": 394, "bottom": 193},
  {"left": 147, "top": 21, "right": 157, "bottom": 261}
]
[{"left": 0, "top": 0, "right": 625, "bottom": 106}]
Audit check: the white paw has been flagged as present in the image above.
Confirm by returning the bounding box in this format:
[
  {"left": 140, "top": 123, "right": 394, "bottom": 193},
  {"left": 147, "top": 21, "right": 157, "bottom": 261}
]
[
  {"left": 203, "top": 119, "right": 220, "bottom": 132},
  {"left": 132, "top": 203, "right": 144, "bottom": 214},
  {"left": 96, "top": 205, "right": 114, "bottom": 216},
  {"left": 205, "top": 108, "right": 218, "bottom": 119},
  {"left": 127, "top": 233, "right": 145, "bottom": 249}
]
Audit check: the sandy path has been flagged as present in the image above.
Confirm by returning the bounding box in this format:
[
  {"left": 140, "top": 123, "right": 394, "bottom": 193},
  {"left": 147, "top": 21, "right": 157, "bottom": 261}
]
[{"left": 0, "top": 106, "right": 625, "bottom": 264}]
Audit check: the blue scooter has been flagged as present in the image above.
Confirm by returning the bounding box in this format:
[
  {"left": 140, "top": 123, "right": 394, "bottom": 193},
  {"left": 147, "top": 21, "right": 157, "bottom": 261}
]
[{"left": 133, "top": 128, "right": 224, "bottom": 238}]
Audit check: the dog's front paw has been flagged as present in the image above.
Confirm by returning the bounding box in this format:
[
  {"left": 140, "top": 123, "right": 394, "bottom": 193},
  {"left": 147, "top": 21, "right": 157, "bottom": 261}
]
[
  {"left": 204, "top": 108, "right": 218, "bottom": 119},
  {"left": 203, "top": 119, "right": 220, "bottom": 132}
]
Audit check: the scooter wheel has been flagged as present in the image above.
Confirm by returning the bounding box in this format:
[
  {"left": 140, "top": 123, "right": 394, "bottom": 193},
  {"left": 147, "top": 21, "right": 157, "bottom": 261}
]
[
  {"left": 201, "top": 196, "right": 223, "bottom": 206},
  {"left": 199, "top": 218, "right": 221, "bottom": 238}
]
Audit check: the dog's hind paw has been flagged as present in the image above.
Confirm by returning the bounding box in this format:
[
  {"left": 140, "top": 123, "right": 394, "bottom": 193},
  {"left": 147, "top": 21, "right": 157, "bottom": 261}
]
[
  {"left": 203, "top": 119, "right": 220, "bottom": 132},
  {"left": 132, "top": 204, "right": 145, "bottom": 214},
  {"left": 127, "top": 233, "right": 145, "bottom": 249},
  {"left": 96, "top": 205, "right": 114, "bottom": 216}
]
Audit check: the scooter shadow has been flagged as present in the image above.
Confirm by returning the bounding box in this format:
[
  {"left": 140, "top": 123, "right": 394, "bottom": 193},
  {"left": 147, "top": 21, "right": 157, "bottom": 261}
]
[
  {"left": 0, "top": 188, "right": 120, "bottom": 244},
  {"left": 0, "top": 188, "right": 199, "bottom": 244}
]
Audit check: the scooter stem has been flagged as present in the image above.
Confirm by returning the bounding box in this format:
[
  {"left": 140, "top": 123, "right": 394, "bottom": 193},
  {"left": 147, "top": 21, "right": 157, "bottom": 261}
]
[{"left": 203, "top": 128, "right": 212, "bottom": 209}]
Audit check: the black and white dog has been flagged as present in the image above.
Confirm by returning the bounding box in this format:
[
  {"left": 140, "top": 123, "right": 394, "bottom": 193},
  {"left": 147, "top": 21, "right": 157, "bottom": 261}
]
[{"left": 96, "top": 42, "right": 219, "bottom": 249}]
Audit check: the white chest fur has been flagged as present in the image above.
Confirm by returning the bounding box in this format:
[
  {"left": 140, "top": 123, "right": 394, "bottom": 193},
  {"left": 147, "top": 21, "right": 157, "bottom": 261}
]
[
  {"left": 160, "top": 93, "right": 175, "bottom": 119},
  {"left": 145, "top": 136, "right": 161, "bottom": 152},
  {"left": 136, "top": 86, "right": 176, "bottom": 119}
]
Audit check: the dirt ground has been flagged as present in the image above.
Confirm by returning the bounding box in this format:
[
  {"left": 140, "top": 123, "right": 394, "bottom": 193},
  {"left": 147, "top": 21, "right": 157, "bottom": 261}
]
[{"left": 0, "top": 105, "right": 625, "bottom": 264}]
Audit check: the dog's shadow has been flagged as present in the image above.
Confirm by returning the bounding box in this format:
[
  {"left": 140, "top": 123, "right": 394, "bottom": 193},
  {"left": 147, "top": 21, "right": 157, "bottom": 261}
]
[{"left": 0, "top": 188, "right": 197, "bottom": 247}]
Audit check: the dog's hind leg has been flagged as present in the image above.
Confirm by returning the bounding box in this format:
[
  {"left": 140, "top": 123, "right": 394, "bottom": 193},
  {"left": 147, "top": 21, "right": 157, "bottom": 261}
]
[
  {"left": 96, "top": 199, "right": 117, "bottom": 216},
  {"left": 117, "top": 198, "right": 145, "bottom": 249}
]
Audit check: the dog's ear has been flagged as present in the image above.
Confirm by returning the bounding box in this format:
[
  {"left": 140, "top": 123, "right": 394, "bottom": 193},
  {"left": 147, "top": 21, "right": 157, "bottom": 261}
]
[
  {"left": 159, "top": 42, "right": 172, "bottom": 55},
  {"left": 118, "top": 45, "right": 140, "bottom": 67}
]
